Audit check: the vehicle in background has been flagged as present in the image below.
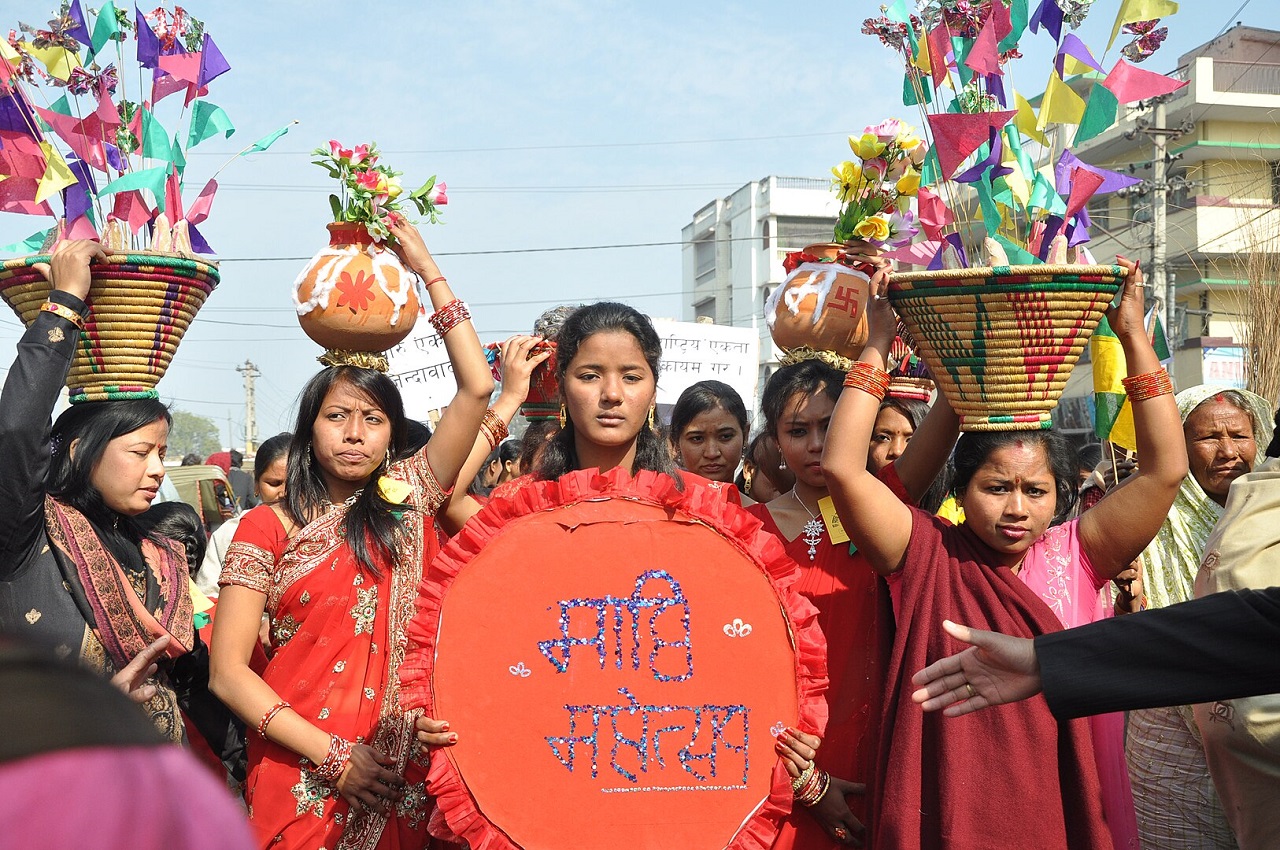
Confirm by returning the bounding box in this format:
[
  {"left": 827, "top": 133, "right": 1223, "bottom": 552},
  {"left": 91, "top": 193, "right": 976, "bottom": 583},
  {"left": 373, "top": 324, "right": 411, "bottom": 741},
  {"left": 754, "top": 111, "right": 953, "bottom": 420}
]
[{"left": 160, "top": 465, "right": 238, "bottom": 534}]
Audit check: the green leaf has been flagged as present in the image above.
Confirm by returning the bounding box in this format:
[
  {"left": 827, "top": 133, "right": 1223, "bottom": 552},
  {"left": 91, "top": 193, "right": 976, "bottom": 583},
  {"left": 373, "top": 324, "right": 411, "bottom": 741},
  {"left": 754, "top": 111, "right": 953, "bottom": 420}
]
[
  {"left": 411, "top": 176, "right": 436, "bottom": 200},
  {"left": 329, "top": 194, "right": 344, "bottom": 221}
]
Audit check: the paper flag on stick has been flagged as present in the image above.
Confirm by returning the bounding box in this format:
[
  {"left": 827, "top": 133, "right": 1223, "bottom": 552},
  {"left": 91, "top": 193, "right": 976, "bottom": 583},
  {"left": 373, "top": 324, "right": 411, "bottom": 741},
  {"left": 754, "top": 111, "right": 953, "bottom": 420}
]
[
  {"left": 112, "top": 190, "right": 153, "bottom": 234},
  {"left": 1065, "top": 166, "right": 1106, "bottom": 219},
  {"left": 135, "top": 5, "right": 161, "bottom": 69},
  {"left": 1029, "top": 0, "right": 1064, "bottom": 42},
  {"left": 1013, "top": 91, "right": 1048, "bottom": 145},
  {"left": 927, "top": 22, "right": 953, "bottom": 87},
  {"left": 64, "top": 158, "right": 98, "bottom": 223},
  {"left": 964, "top": 11, "right": 1002, "bottom": 76},
  {"left": 1055, "top": 149, "right": 1142, "bottom": 194},
  {"left": 198, "top": 34, "right": 231, "bottom": 87},
  {"left": 185, "top": 178, "right": 218, "bottom": 224},
  {"left": 927, "top": 110, "right": 1016, "bottom": 179},
  {"left": 66, "top": 0, "right": 93, "bottom": 46},
  {"left": 98, "top": 165, "right": 169, "bottom": 201},
  {"left": 1108, "top": 0, "right": 1179, "bottom": 50},
  {"left": 90, "top": 1, "right": 121, "bottom": 57},
  {"left": 1038, "top": 72, "right": 1085, "bottom": 129},
  {"left": 0, "top": 227, "right": 54, "bottom": 255},
  {"left": 164, "top": 167, "right": 183, "bottom": 220},
  {"left": 35, "top": 142, "right": 77, "bottom": 204},
  {"left": 991, "top": 0, "right": 1014, "bottom": 42},
  {"left": 916, "top": 186, "right": 954, "bottom": 240},
  {"left": 956, "top": 127, "right": 1013, "bottom": 183},
  {"left": 186, "top": 102, "right": 235, "bottom": 148},
  {"left": 20, "top": 42, "right": 82, "bottom": 82},
  {"left": 0, "top": 177, "right": 53, "bottom": 216},
  {"left": 1075, "top": 82, "right": 1119, "bottom": 143},
  {"left": 139, "top": 108, "right": 174, "bottom": 162},
  {"left": 245, "top": 122, "right": 294, "bottom": 153},
  {"left": 1057, "top": 34, "right": 1105, "bottom": 76},
  {"left": 1102, "top": 58, "right": 1188, "bottom": 103},
  {"left": 0, "top": 130, "right": 46, "bottom": 177},
  {"left": 65, "top": 214, "right": 98, "bottom": 241},
  {"left": 999, "top": 0, "right": 1029, "bottom": 51}
]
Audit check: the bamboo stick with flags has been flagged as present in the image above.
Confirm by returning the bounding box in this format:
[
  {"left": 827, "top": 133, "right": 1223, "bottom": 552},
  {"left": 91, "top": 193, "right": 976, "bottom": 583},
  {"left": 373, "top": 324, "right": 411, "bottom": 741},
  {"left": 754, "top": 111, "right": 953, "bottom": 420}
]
[{"left": 1091, "top": 306, "right": 1173, "bottom": 451}]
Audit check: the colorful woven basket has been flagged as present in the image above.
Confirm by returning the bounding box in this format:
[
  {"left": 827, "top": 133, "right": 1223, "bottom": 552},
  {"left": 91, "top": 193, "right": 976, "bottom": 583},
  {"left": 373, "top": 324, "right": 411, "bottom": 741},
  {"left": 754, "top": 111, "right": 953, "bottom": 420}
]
[
  {"left": 0, "top": 252, "right": 219, "bottom": 403},
  {"left": 887, "top": 264, "right": 1123, "bottom": 431}
]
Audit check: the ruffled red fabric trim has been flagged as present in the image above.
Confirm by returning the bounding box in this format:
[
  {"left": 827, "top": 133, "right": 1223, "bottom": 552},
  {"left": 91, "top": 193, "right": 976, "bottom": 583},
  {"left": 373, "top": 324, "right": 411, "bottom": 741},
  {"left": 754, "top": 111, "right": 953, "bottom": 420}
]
[{"left": 400, "top": 466, "right": 829, "bottom": 850}]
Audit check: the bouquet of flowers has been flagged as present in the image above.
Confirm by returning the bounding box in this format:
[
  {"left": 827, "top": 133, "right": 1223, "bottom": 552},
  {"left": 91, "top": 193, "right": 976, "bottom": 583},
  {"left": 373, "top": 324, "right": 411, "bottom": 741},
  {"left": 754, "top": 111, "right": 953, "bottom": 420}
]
[
  {"left": 0, "top": 2, "right": 292, "bottom": 255},
  {"left": 831, "top": 118, "right": 926, "bottom": 248},
  {"left": 310, "top": 141, "right": 446, "bottom": 242}
]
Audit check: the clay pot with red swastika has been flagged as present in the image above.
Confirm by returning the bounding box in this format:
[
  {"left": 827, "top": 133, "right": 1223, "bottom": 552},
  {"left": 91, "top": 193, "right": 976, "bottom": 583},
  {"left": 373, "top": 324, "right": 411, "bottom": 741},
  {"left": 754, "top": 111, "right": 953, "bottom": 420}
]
[{"left": 765, "top": 242, "right": 872, "bottom": 359}]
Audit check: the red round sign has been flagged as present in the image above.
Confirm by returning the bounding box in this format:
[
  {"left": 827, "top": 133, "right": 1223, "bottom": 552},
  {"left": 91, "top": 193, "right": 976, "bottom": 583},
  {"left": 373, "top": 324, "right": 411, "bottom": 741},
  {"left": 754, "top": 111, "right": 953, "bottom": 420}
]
[{"left": 401, "top": 469, "right": 827, "bottom": 850}]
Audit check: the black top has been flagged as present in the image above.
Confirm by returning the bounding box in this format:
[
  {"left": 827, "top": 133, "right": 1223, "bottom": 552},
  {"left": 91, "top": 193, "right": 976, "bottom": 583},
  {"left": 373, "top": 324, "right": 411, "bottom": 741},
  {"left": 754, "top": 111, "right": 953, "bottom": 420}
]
[
  {"left": 1038, "top": 587, "right": 1280, "bottom": 718},
  {"left": 0, "top": 290, "right": 102, "bottom": 660}
]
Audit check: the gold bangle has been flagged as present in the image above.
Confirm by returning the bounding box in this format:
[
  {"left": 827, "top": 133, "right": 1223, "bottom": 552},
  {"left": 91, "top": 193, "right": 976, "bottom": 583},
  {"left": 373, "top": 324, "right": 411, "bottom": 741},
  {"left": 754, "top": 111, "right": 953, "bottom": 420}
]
[{"left": 41, "top": 301, "right": 85, "bottom": 330}]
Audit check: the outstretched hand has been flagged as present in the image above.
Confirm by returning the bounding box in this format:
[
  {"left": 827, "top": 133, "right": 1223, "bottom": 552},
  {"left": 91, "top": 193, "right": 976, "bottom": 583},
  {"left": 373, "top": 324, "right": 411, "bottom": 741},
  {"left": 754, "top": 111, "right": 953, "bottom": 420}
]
[
  {"left": 1105, "top": 256, "right": 1146, "bottom": 340},
  {"left": 110, "top": 635, "right": 169, "bottom": 704},
  {"left": 910, "top": 620, "right": 1042, "bottom": 716}
]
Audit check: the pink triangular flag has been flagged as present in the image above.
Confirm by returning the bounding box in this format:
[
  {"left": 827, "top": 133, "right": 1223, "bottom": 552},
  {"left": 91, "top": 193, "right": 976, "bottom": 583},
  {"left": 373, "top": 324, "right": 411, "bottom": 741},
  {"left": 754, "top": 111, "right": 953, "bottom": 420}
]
[
  {"left": 916, "top": 186, "right": 955, "bottom": 240},
  {"left": 63, "top": 214, "right": 99, "bottom": 241},
  {"left": 927, "top": 110, "right": 1017, "bottom": 179},
  {"left": 1065, "top": 166, "right": 1105, "bottom": 220},
  {"left": 927, "top": 22, "right": 952, "bottom": 87},
  {"left": 33, "top": 107, "right": 109, "bottom": 171},
  {"left": 0, "top": 176, "right": 53, "bottom": 215},
  {"left": 0, "top": 130, "right": 47, "bottom": 178},
  {"left": 884, "top": 239, "right": 944, "bottom": 265},
  {"left": 158, "top": 51, "right": 203, "bottom": 84},
  {"left": 151, "top": 71, "right": 192, "bottom": 104},
  {"left": 185, "top": 178, "right": 217, "bottom": 224},
  {"left": 965, "top": 11, "right": 1002, "bottom": 76},
  {"left": 991, "top": 0, "right": 1013, "bottom": 42},
  {"left": 112, "top": 190, "right": 154, "bottom": 234},
  {"left": 164, "top": 167, "right": 184, "bottom": 221},
  {"left": 1102, "top": 58, "right": 1188, "bottom": 103}
]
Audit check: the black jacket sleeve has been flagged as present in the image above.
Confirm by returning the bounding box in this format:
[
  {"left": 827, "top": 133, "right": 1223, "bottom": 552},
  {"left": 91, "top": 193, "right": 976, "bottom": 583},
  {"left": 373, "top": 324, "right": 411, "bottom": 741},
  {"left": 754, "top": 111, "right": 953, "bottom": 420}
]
[
  {"left": 1038, "top": 587, "right": 1280, "bottom": 719},
  {"left": 0, "top": 291, "right": 89, "bottom": 576}
]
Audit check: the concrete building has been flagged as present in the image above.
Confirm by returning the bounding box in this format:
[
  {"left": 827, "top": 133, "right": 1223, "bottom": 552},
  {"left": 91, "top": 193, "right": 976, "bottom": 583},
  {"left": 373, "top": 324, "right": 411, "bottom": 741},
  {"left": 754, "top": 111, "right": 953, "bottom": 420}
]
[{"left": 680, "top": 176, "right": 838, "bottom": 403}]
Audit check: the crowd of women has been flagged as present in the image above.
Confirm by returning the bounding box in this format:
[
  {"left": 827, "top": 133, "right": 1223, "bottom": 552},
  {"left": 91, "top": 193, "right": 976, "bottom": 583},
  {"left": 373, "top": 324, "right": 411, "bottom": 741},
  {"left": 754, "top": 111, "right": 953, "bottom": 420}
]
[{"left": 2, "top": 227, "right": 1277, "bottom": 850}]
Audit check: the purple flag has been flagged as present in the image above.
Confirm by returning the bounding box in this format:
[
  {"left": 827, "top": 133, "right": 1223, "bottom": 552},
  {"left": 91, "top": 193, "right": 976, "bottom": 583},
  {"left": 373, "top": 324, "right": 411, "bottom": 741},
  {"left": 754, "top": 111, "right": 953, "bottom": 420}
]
[
  {"left": 1029, "top": 0, "right": 1063, "bottom": 42},
  {"left": 186, "top": 221, "right": 215, "bottom": 254},
  {"left": 67, "top": 0, "right": 93, "bottom": 46},
  {"left": 0, "top": 91, "right": 40, "bottom": 136},
  {"left": 956, "top": 127, "right": 1013, "bottom": 184},
  {"left": 63, "top": 157, "right": 98, "bottom": 223},
  {"left": 197, "top": 33, "right": 231, "bottom": 87},
  {"left": 985, "top": 72, "right": 1008, "bottom": 107},
  {"left": 135, "top": 6, "right": 161, "bottom": 68},
  {"left": 1055, "top": 33, "right": 1106, "bottom": 76},
  {"left": 943, "top": 232, "right": 970, "bottom": 268},
  {"left": 1055, "top": 149, "right": 1141, "bottom": 194},
  {"left": 1067, "top": 211, "right": 1092, "bottom": 247},
  {"left": 104, "top": 142, "right": 123, "bottom": 172}
]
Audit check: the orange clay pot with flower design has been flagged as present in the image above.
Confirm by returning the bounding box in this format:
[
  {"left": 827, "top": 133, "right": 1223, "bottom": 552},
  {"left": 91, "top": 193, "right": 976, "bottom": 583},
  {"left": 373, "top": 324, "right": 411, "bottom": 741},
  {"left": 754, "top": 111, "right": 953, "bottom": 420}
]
[
  {"left": 292, "top": 223, "right": 420, "bottom": 365},
  {"left": 765, "top": 241, "right": 873, "bottom": 360}
]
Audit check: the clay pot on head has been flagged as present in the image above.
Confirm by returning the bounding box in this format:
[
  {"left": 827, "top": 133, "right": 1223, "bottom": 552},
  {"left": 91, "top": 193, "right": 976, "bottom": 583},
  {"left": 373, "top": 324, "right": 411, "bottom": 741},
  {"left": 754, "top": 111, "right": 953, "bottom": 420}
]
[
  {"left": 766, "top": 242, "right": 872, "bottom": 360},
  {"left": 293, "top": 223, "right": 420, "bottom": 353}
]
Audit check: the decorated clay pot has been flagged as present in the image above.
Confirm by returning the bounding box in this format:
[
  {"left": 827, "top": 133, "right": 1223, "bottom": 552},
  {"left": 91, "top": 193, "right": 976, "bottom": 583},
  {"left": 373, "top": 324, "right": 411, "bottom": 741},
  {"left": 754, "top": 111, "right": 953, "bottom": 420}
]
[
  {"left": 292, "top": 223, "right": 420, "bottom": 354},
  {"left": 766, "top": 242, "right": 871, "bottom": 359}
]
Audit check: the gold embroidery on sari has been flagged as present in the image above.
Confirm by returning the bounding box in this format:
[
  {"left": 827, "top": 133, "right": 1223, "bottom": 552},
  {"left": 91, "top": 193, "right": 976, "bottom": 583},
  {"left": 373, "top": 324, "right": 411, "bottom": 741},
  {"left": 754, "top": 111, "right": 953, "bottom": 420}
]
[
  {"left": 291, "top": 768, "right": 335, "bottom": 817},
  {"left": 272, "top": 614, "right": 301, "bottom": 647},
  {"left": 350, "top": 586, "right": 377, "bottom": 636}
]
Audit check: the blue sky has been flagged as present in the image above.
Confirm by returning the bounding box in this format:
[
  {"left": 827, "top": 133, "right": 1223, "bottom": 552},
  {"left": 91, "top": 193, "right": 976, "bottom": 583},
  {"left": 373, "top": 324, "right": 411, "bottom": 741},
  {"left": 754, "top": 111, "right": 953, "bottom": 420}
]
[{"left": 1, "top": 0, "right": 1271, "bottom": 442}]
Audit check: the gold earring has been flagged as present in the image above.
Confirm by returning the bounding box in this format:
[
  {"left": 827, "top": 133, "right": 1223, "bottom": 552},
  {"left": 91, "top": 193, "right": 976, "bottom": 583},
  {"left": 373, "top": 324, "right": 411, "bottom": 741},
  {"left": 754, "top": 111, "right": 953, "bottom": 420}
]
[
  {"left": 648, "top": 406, "right": 657, "bottom": 430},
  {"left": 558, "top": 404, "right": 567, "bottom": 427}
]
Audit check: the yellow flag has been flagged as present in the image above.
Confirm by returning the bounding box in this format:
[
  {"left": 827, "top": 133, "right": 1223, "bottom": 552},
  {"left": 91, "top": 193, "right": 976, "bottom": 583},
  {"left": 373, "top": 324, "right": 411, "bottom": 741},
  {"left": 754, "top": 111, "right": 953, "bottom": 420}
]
[
  {"left": 1109, "top": 0, "right": 1179, "bottom": 50},
  {"left": 1014, "top": 91, "right": 1048, "bottom": 146},
  {"left": 1037, "top": 72, "right": 1085, "bottom": 130},
  {"left": 913, "top": 30, "right": 932, "bottom": 75},
  {"left": 19, "top": 41, "right": 81, "bottom": 82},
  {"left": 1001, "top": 146, "right": 1031, "bottom": 206},
  {"left": 35, "top": 142, "right": 77, "bottom": 204}
]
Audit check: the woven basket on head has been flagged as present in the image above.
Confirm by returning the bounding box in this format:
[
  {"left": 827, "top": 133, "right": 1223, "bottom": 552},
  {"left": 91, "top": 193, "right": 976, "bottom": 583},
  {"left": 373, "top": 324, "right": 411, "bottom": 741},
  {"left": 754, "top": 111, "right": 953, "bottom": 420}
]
[
  {"left": 886, "top": 264, "right": 1123, "bottom": 431},
  {"left": 0, "top": 252, "right": 219, "bottom": 403}
]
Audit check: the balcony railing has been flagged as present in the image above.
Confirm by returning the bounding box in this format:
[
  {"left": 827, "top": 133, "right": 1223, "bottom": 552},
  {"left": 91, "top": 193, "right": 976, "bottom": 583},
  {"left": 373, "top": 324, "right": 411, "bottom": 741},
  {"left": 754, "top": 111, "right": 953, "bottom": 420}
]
[
  {"left": 1211, "top": 60, "right": 1280, "bottom": 96},
  {"left": 774, "top": 177, "right": 829, "bottom": 191}
]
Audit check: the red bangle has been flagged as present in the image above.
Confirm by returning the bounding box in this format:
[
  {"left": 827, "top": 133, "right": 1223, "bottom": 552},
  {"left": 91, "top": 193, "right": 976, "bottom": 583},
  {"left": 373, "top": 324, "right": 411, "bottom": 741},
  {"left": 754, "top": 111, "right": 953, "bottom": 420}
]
[
  {"left": 309, "top": 734, "right": 353, "bottom": 783},
  {"left": 257, "top": 700, "right": 290, "bottom": 738},
  {"left": 1121, "top": 369, "right": 1173, "bottom": 401},
  {"left": 843, "top": 362, "right": 891, "bottom": 399},
  {"left": 480, "top": 408, "right": 509, "bottom": 450},
  {"left": 425, "top": 276, "right": 447, "bottom": 287},
  {"left": 428, "top": 299, "right": 471, "bottom": 337}
]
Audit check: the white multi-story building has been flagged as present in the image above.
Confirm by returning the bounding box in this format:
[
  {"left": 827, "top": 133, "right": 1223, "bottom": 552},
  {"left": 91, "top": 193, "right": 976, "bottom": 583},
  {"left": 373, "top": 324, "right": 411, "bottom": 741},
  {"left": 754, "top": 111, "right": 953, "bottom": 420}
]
[{"left": 681, "top": 176, "right": 838, "bottom": 400}]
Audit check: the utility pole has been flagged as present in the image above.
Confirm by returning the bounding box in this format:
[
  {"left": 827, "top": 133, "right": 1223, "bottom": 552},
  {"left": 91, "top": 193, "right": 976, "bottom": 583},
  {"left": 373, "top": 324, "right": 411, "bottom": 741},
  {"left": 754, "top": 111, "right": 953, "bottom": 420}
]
[{"left": 236, "top": 360, "right": 260, "bottom": 455}]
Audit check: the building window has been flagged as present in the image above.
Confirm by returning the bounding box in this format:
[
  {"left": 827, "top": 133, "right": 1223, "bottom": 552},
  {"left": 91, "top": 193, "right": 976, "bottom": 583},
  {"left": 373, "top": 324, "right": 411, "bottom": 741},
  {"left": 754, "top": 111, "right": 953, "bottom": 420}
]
[
  {"left": 695, "top": 298, "right": 716, "bottom": 322},
  {"left": 776, "top": 216, "right": 838, "bottom": 251},
  {"left": 694, "top": 238, "right": 715, "bottom": 279}
]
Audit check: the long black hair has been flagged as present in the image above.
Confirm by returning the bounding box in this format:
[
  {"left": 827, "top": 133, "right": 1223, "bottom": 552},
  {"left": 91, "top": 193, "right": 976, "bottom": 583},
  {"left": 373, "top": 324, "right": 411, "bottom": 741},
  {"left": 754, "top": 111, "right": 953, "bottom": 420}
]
[
  {"left": 535, "top": 302, "right": 677, "bottom": 481},
  {"left": 253, "top": 433, "right": 292, "bottom": 482},
  {"left": 285, "top": 367, "right": 409, "bottom": 576},
  {"left": 951, "top": 430, "right": 1079, "bottom": 524},
  {"left": 760, "top": 359, "right": 842, "bottom": 439},
  {"left": 668, "top": 380, "right": 750, "bottom": 450}
]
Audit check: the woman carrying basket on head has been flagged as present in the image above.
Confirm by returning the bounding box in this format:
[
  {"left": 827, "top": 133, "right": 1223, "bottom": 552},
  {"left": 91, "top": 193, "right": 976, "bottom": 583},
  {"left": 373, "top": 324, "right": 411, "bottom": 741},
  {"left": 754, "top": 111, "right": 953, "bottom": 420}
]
[{"left": 209, "top": 220, "right": 493, "bottom": 850}]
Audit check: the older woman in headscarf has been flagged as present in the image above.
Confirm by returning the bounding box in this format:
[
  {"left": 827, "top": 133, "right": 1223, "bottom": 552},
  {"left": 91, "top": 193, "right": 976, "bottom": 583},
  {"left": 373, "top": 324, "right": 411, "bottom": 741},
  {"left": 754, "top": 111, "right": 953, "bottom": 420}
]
[{"left": 1126, "top": 385, "right": 1274, "bottom": 850}]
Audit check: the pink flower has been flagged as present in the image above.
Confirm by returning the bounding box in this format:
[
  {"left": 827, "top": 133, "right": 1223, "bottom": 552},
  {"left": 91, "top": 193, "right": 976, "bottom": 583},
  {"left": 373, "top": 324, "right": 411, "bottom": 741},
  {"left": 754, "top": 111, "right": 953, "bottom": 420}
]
[
  {"left": 427, "top": 181, "right": 448, "bottom": 206},
  {"left": 351, "top": 144, "right": 372, "bottom": 167},
  {"left": 885, "top": 210, "right": 919, "bottom": 247},
  {"left": 866, "top": 118, "right": 904, "bottom": 143},
  {"left": 863, "top": 158, "right": 889, "bottom": 181},
  {"left": 328, "top": 140, "right": 355, "bottom": 162},
  {"left": 355, "top": 171, "right": 383, "bottom": 193}
]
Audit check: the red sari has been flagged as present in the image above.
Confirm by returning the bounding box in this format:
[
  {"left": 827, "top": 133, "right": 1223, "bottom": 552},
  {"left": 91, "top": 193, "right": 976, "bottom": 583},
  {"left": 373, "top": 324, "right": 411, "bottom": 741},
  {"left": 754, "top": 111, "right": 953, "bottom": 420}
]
[
  {"left": 221, "top": 451, "right": 448, "bottom": 850},
  {"left": 746, "top": 480, "right": 896, "bottom": 850},
  {"left": 873, "top": 508, "right": 1111, "bottom": 849}
]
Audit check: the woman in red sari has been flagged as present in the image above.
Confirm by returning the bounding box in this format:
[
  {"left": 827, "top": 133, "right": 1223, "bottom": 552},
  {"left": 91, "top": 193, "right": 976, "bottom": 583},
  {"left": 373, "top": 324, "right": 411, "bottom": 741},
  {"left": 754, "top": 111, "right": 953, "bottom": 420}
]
[
  {"left": 210, "top": 221, "right": 493, "bottom": 850},
  {"left": 822, "top": 259, "right": 1185, "bottom": 849}
]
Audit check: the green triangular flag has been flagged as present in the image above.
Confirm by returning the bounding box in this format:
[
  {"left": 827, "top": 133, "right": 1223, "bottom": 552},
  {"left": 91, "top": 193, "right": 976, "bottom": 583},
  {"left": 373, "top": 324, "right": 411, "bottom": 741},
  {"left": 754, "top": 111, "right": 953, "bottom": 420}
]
[
  {"left": 171, "top": 132, "right": 187, "bottom": 174},
  {"left": 98, "top": 165, "right": 169, "bottom": 201},
  {"left": 49, "top": 95, "right": 74, "bottom": 116},
  {"left": 904, "top": 71, "right": 933, "bottom": 106},
  {"left": 999, "top": 0, "right": 1029, "bottom": 52},
  {"left": 90, "top": 1, "right": 120, "bottom": 57},
  {"left": 976, "top": 172, "right": 1004, "bottom": 235},
  {"left": 994, "top": 234, "right": 1039, "bottom": 265},
  {"left": 186, "top": 101, "right": 236, "bottom": 149},
  {"left": 920, "top": 146, "right": 941, "bottom": 188},
  {"left": 953, "top": 36, "right": 975, "bottom": 86},
  {"left": 244, "top": 123, "right": 293, "bottom": 154},
  {"left": 140, "top": 108, "right": 174, "bottom": 162},
  {"left": 1075, "top": 84, "right": 1119, "bottom": 144},
  {"left": 1029, "top": 171, "right": 1067, "bottom": 216},
  {"left": 0, "top": 227, "right": 54, "bottom": 255}
]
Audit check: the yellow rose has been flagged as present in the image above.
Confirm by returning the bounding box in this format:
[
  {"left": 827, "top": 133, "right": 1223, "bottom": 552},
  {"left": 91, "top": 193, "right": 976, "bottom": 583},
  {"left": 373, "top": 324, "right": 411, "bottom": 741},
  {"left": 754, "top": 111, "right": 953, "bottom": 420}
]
[
  {"left": 896, "top": 168, "right": 920, "bottom": 197},
  {"left": 849, "top": 133, "right": 887, "bottom": 160},
  {"left": 385, "top": 176, "right": 403, "bottom": 200},
  {"left": 896, "top": 129, "right": 922, "bottom": 151},
  {"left": 853, "top": 214, "right": 892, "bottom": 243},
  {"left": 830, "top": 161, "right": 862, "bottom": 202}
]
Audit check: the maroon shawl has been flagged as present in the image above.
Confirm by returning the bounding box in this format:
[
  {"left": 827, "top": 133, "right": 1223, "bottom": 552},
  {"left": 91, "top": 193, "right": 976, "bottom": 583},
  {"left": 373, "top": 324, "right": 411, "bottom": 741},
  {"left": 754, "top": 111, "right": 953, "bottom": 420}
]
[{"left": 873, "top": 509, "right": 1112, "bottom": 850}]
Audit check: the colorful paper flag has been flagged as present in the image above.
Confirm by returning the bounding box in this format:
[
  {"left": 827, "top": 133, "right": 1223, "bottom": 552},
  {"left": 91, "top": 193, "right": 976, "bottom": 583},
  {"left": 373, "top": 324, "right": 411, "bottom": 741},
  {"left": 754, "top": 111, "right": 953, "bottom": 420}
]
[
  {"left": 90, "top": 1, "right": 121, "bottom": 57},
  {"left": 1108, "top": 0, "right": 1179, "bottom": 50},
  {"left": 928, "top": 110, "right": 1017, "bottom": 179},
  {"left": 1038, "top": 72, "right": 1086, "bottom": 129},
  {"left": 1102, "top": 58, "right": 1188, "bottom": 103},
  {"left": 1014, "top": 90, "right": 1049, "bottom": 145},
  {"left": 186, "top": 101, "right": 235, "bottom": 148},
  {"left": 1076, "top": 83, "right": 1119, "bottom": 143},
  {"left": 1091, "top": 315, "right": 1138, "bottom": 450},
  {"left": 35, "top": 142, "right": 78, "bottom": 204},
  {"left": 244, "top": 122, "right": 294, "bottom": 154},
  {"left": 0, "top": 227, "right": 54, "bottom": 255}
]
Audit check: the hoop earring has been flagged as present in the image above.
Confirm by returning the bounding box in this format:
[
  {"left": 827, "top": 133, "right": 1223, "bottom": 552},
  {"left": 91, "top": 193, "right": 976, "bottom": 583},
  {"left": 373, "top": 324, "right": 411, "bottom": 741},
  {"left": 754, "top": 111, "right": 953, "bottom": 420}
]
[
  {"left": 648, "top": 406, "right": 657, "bottom": 431},
  {"left": 558, "top": 404, "right": 567, "bottom": 427}
]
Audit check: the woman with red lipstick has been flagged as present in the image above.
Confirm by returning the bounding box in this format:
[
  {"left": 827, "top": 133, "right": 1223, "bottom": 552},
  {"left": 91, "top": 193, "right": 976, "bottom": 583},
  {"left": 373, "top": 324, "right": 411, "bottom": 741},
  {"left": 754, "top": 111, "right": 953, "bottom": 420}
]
[
  {"left": 670, "top": 380, "right": 752, "bottom": 503},
  {"left": 745, "top": 353, "right": 957, "bottom": 848},
  {"left": 210, "top": 220, "right": 492, "bottom": 850},
  {"left": 0, "top": 240, "right": 207, "bottom": 741},
  {"left": 822, "top": 258, "right": 1187, "bottom": 849}
]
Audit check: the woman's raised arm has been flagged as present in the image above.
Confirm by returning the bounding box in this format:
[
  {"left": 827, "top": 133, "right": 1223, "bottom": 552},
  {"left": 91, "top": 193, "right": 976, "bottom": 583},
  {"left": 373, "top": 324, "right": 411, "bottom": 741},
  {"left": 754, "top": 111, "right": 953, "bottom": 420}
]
[
  {"left": 821, "top": 270, "right": 915, "bottom": 576},
  {"left": 1078, "top": 258, "right": 1188, "bottom": 578},
  {"left": 388, "top": 219, "right": 494, "bottom": 492}
]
